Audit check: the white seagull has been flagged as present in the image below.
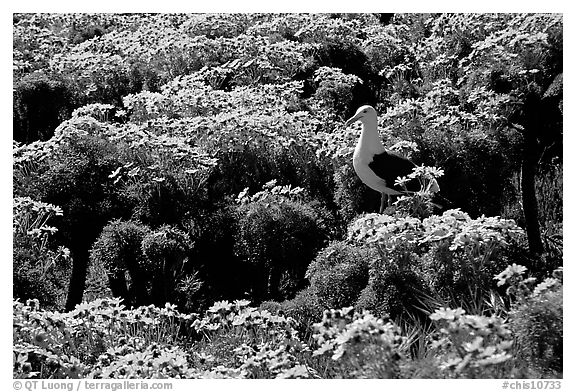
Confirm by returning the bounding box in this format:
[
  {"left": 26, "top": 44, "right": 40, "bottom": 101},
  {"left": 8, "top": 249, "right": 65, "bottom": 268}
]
[{"left": 345, "top": 105, "right": 437, "bottom": 213}]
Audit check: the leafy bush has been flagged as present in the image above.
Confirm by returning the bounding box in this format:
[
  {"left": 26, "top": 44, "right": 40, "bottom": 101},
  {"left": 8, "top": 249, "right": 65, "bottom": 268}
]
[
  {"left": 306, "top": 241, "right": 372, "bottom": 309},
  {"left": 355, "top": 264, "right": 431, "bottom": 322},
  {"left": 206, "top": 144, "right": 334, "bottom": 211},
  {"left": 279, "top": 287, "right": 325, "bottom": 341},
  {"left": 13, "top": 71, "right": 74, "bottom": 143},
  {"left": 416, "top": 136, "right": 519, "bottom": 219},
  {"left": 234, "top": 186, "right": 333, "bottom": 302},
  {"left": 498, "top": 265, "right": 563, "bottom": 376},
  {"left": 188, "top": 205, "right": 245, "bottom": 302},
  {"left": 141, "top": 225, "right": 193, "bottom": 306},
  {"left": 312, "top": 307, "right": 406, "bottom": 378},
  {"left": 428, "top": 307, "right": 514, "bottom": 378},
  {"left": 89, "top": 219, "right": 151, "bottom": 306},
  {"left": 92, "top": 221, "right": 198, "bottom": 309},
  {"left": 309, "top": 66, "right": 363, "bottom": 120},
  {"left": 13, "top": 197, "right": 71, "bottom": 309},
  {"left": 42, "top": 137, "right": 129, "bottom": 308},
  {"left": 14, "top": 132, "right": 131, "bottom": 310},
  {"left": 510, "top": 289, "right": 562, "bottom": 375},
  {"left": 13, "top": 250, "right": 70, "bottom": 310},
  {"left": 51, "top": 50, "right": 136, "bottom": 107},
  {"left": 348, "top": 206, "right": 525, "bottom": 308}
]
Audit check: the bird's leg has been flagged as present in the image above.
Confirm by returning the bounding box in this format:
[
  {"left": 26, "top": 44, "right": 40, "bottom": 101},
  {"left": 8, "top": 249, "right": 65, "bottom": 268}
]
[{"left": 379, "top": 193, "right": 387, "bottom": 214}]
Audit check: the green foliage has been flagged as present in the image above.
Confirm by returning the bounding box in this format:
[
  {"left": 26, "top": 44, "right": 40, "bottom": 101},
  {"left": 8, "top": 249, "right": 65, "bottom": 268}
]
[
  {"left": 188, "top": 205, "right": 244, "bottom": 302},
  {"left": 348, "top": 206, "right": 525, "bottom": 308},
  {"left": 13, "top": 71, "right": 74, "bottom": 143},
  {"left": 355, "top": 265, "right": 431, "bottom": 322},
  {"left": 141, "top": 225, "right": 193, "bottom": 306},
  {"left": 13, "top": 198, "right": 71, "bottom": 309},
  {"left": 312, "top": 307, "right": 405, "bottom": 378},
  {"left": 306, "top": 241, "right": 372, "bottom": 309},
  {"left": 498, "top": 265, "right": 563, "bottom": 376},
  {"left": 279, "top": 287, "right": 325, "bottom": 341},
  {"left": 310, "top": 66, "right": 363, "bottom": 120},
  {"left": 234, "top": 186, "right": 333, "bottom": 301},
  {"left": 428, "top": 307, "right": 514, "bottom": 378},
  {"left": 89, "top": 219, "right": 151, "bottom": 306}
]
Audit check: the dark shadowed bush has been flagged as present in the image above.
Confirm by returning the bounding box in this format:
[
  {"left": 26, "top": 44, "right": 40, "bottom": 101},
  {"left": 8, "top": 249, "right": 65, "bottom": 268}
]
[
  {"left": 127, "top": 175, "right": 190, "bottom": 228},
  {"left": 141, "top": 225, "right": 193, "bottom": 307},
  {"left": 416, "top": 135, "right": 519, "bottom": 219},
  {"left": 13, "top": 242, "right": 71, "bottom": 310},
  {"left": 234, "top": 198, "right": 332, "bottom": 302},
  {"left": 187, "top": 204, "right": 250, "bottom": 305},
  {"left": 90, "top": 220, "right": 200, "bottom": 309},
  {"left": 313, "top": 42, "right": 379, "bottom": 114},
  {"left": 206, "top": 147, "right": 336, "bottom": 211},
  {"left": 33, "top": 135, "right": 129, "bottom": 311},
  {"left": 306, "top": 241, "right": 373, "bottom": 309},
  {"left": 13, "top": 71, "right": 74, "bottom": 143},
  {"left": 90, "top": 219, "right": 151, "bottom": 307}
]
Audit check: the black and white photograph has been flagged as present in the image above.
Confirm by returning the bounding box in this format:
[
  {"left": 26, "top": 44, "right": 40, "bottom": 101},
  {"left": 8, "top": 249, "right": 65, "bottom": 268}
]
[{"left": 10, "top": 7, "right": 566, "bottom": 386}]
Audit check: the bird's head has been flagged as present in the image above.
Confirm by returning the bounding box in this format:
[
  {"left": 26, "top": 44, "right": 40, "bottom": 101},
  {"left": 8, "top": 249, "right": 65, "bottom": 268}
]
[{"left": 345, "top": 105, "right": 377, "bottom": 127}]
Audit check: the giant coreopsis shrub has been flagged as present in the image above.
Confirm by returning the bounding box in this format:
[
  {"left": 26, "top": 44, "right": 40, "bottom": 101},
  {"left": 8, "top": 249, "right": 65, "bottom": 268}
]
[
  {"left": 234, "top": 181, "right": 334, "bottom": 302},
  {"left": 348, "top": 207, "right": 525, "bottom": 310},
  {"left": 13, "top": 197, "right": 71, "bottom": 309}
]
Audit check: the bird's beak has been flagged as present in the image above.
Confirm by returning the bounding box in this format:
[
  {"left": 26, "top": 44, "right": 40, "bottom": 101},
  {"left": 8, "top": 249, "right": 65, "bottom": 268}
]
[{"left": 345, "top": 113, "right": 361, "bottom": 127}]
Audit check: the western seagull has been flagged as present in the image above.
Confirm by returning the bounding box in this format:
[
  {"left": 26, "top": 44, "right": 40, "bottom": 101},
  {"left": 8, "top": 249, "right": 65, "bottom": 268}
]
[{"left": 345, "top": 105, "right": 436, "bottom": 213}]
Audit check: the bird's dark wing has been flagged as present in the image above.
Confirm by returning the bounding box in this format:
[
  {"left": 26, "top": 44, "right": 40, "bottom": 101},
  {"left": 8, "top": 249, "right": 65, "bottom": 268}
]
[{"left": 368, "top": 151, "right": 419, "bottom": 193}]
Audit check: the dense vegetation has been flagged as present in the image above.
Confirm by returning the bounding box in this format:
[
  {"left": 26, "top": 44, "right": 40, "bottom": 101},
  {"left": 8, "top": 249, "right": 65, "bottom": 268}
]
[{"left": 13, "top": 13, "right": 562, "bottom": 379}]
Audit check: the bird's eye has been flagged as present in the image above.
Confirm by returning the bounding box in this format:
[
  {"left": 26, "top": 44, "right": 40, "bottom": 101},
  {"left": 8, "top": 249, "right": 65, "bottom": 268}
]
[{"left": 363, "top": 110, "right": 367, "bottom": 113}]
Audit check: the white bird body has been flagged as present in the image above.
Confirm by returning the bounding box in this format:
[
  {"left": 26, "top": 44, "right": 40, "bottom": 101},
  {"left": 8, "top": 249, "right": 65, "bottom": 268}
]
[
  {"left": 346, "top": 105, "right": 429, "bottom": 212},
  {"left": 351, "top": 111, "right": 406, "bottom": 195}
]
